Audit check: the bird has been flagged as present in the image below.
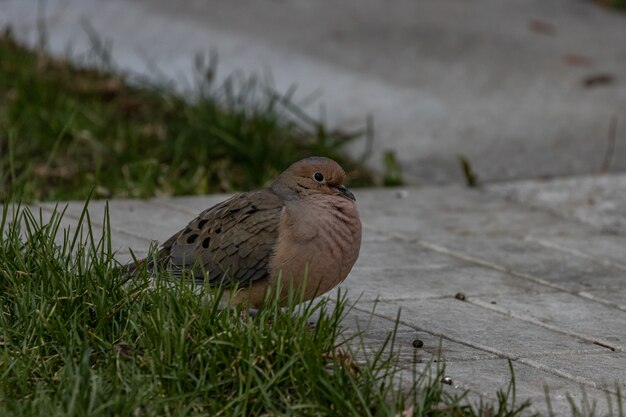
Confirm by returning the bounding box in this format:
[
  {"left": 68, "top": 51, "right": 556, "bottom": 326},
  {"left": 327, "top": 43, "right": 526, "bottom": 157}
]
[{"left": 132, "top": 156, "right": 362, "bottom": 308}]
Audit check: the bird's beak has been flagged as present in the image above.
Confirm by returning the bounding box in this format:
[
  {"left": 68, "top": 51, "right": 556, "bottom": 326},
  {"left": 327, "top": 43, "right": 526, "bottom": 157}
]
[{"left": 335, "top": 184, "right": 356, "bottom": 201}]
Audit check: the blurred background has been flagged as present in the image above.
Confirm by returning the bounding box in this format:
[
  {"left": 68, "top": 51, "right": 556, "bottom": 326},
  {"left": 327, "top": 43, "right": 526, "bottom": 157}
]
[{"left": 1, "top": 0, "right": 625, "bottom": 200}]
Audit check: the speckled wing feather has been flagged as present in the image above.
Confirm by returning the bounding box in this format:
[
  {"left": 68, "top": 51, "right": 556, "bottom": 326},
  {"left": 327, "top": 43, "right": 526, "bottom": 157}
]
[{"left": 157, "top": 190, "right": 284, "bottom": 287}]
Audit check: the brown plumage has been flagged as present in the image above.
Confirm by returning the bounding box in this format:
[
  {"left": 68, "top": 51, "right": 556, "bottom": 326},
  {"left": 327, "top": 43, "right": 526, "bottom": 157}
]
[{"left": 135, "top": 156, "right": 362, "bottom": 308}]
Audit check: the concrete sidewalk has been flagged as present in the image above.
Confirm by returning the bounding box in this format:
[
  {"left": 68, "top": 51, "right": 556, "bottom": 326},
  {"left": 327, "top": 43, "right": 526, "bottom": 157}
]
[
  {"left": 2, "top": 0, "right": 626, "bottom": 184},
  {"left": 23, "top": 173, "right": 626, "bottom": 416}
]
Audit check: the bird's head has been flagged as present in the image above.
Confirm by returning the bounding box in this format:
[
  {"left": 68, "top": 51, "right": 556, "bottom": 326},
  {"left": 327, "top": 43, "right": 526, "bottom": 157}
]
[{"left": 272, "top": 156, "right": 356, "bottom": 201}]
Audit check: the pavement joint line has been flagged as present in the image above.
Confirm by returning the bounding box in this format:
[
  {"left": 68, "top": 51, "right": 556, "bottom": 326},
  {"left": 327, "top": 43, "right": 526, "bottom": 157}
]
[
  {"left": 524, "top": 235, "right": 626, "bottom": 273},
  {"left": 352, "top": 266, "right": 626, "bottom": 298},
  {"left": 345, "top": 290, "right": 562, "bottom": 304},
  {"left": 353, "top": 265, "right": 464, "bottom": 271},
  {"left": 576, "top": 291, "right": 626, "bottom": 311},
  {"left": 352, "top": 347, "right": 504, "bottom": 365},
  {"left": 467, "top": 298, "right": 624, "bottom": 353}
]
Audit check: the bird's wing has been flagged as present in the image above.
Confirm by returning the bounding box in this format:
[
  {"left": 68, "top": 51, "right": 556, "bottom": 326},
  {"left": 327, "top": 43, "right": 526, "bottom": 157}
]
[{"left": 158, "top": 190, "right": 284, "bottom": 286}]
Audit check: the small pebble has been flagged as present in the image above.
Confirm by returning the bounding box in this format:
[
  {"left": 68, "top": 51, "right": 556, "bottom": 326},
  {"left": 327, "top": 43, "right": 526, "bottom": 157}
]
[
  {"left": 412, "top": 339, "right": 424, "bottom": 348},
  {"left": 454, "top": 292, "right": 466, "bottom": 301},
  {"left": 396, "top": 190, "right": 409, "bottom": 199},
  {"left": 441, "top": 376, "right": 453, "bottom": 385}
]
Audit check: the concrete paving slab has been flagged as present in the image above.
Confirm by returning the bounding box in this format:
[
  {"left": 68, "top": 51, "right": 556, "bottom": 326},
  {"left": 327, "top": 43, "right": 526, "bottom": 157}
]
[
  {"left": 3, "top": 203, "right": 150, "bottom": 263},
  {"left": 524, "top": 352, "right": 626, "bottom": 391},
  {"left": 357, "top": 186, "right": 579, "bottom": 238},
  {"left": 469, "top": 292, "right": 626, "bottom": 351},
  {"left": 488, "top": 174, "right": 626, "bottom": 234},
  {"left": 35, "top": 196, "right": 234, "bottom": 263},
  {"left": 358, "top": 298, "right": 605, "bottom": 359},
  {"left": 358, "top": 186, "right": 626, "bottom": 255},
  {"left": 395, "top": 361, "right": 621, "bottom": 417},
  {"left": 521, "top": 234, "right": 626, "bottom": 273},
  {"left": 357, "top": 187, "right": 626, "bottom": 305},
  {"left": 2, "top": 0, "right": 626, "bottom": 184},
  {"left": 340, "top": 307, "right": 500, "bottom": 363},
  {"left": 39, "top": 199, "right": 197, "bottom": 241},
  {"left": 35, "top": 200, "right": 178, "bottom": 263},
  {"left": 421, "top": 358, "right": 617, "bottom": 417},
  {"left": 154, "top": 195, "right": 230, "bottom": 217},
  {"left": 422, "top": 235, "right": 626, "bottom": 294},
  {"left": 342, "top": 263, "right": 552, "bottom": 303},
  {"left": 352, "top": 236, "right": 453, "bottom": 270}
]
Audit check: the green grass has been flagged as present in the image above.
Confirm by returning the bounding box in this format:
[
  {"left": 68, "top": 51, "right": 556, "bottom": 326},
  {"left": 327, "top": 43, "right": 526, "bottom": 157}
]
[
  {"left": 0, "top": 203, "right": 534, "bottom": 416},
  {"left": 0, "top": 29, "right": 372, "bottom": 203}
]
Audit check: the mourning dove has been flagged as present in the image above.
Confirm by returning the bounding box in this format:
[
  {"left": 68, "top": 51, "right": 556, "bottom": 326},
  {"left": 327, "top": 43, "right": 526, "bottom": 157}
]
[{"left": 134, "top": 156, "right": 362, "bottom": 308}]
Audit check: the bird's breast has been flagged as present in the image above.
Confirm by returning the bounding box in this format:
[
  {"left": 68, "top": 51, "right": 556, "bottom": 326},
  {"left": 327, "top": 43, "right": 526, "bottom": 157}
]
[{"left": 268, "top": 195, "right": 362, "bottom": 299}]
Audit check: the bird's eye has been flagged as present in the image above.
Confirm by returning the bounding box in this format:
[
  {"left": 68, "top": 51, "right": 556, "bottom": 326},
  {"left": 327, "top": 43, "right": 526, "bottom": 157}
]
[{"left": 313, "top": 172, "right": 325, "bottom": 183}]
